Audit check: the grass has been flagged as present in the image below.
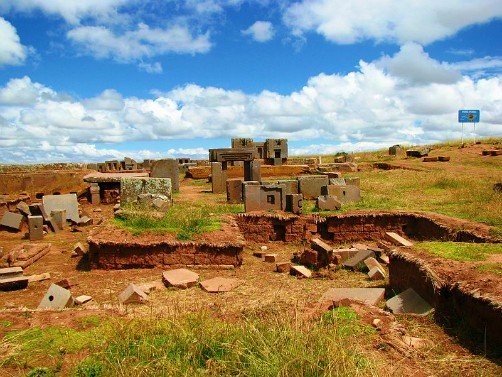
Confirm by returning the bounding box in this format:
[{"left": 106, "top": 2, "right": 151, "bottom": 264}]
[
  {"left": 115, "top": 200, "right": 243, "bottom": 239},
  {"left": 417, "top": 241, "right": 502, "bottom": 262},
  {"left": 476, "top": 263, "right": 502, "bottom": 276},
  {"left": 1, "top": 310, "right": 379, "bottom": 377}
]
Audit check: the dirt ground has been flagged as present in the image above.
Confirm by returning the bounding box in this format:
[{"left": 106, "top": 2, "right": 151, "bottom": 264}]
[{"left": 1, "top": 143, "right": 501, "bottom": 376}]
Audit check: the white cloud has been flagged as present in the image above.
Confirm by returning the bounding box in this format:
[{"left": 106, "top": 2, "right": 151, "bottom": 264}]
[
  {"left": 283, "top": 0, "right": 502, "bottom": 45},
  {"left": 138, "top": 61, "right": 163, "bottom": 74},
  {"left": 0, "top": 47, "right": 501, "bottom": 163},
  {"left": 0, "top": 17, "right": 28, "bottom": 66},
  {"left": 67, "top": 23, "right": 212, "bottom": 62},
  {"left": 0, "top": 0, "right": 130, "bottom": 24},
  {"left": 242, "top": 21, "right": 275, "bottom": 42}
]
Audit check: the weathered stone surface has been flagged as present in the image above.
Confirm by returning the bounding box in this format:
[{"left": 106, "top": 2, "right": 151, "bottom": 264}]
[
  {"left": 327, "top": 178, "right": 346, "bottom": 186},
  {"left": 0, "top": 276, "right": 29, "bottom": 291},
  {"left": 209, "top": 148, "right": 255, "bottom": 162},
  {"left": 244, "top": 160, "right": 261, "bottom": 182},
  {"left": 290, "top": 265, "right": 312, "bottom": 278},
  {"left": 264, "top": 254, "right": 277, "bottom": 262},
  {"left": 320, "top": 288, "right": 385, "bottom": 306},
  {"left": 276, "top": 262, "right": 291, "bottom": 273},
  {"left": 332, "top": 248, "right": 359, "bottom": 262},
  {"left": 363, "top": 257, "right": 380, "bottom": 270},
  {"left": 342, "top": 250, "right": 375, "bottom": 270},
  {"left": 121, "top": 177, "right": 172, "bottom": 205},
  {"left": 1, "top": 211, "right": 24, "bottom": 230},
  {"left": 423, "top": 157, "right": 438, "bottom": 162},
  {"left": 316, "top": 195, "right": 341, "bottom": 211},
  {"left": 438, "top": 156, "right": 450, "bottom": 162},
  {"left": 385, "top": 288, "right": 433, "bottom": 316},
  {"left": 84, "top": 171, "right": 149, "bottom": 183},
  {"left": 8, "top": 243, "right": 51, "bottom": 268},
  {"left": 138, "top": 281, "right": 164, "bottom": 294},
  {"left": 73, "top": 242, "right": 87, "bottom": 256},
  {"left": 43, "top": 194, "right": 79, "bottom": 222},
  {"left": 324, "top": 185, "right": 361, "bottom": 204},
  {"left": 16, "top": 201, "right": 31, "bottom": 216},
  {"left": 0, "top": 266, "right": 23, "bottom": 280},
  {"left": 385, "top": 232, "right": 413, "bottom": 247},
  {"left": 277, "top": 180, "right": 299, "bottom": 195},
  {"left": 151, "top": 159, "right": 180, "bottom": 192},
  {"left": 200, "top": 277, "right": 241, "bottom": 292},
  {"left": 285, "top": 193, "right": 302, "bottom": 214},
  {"left": 368, "top": 266, "right": 386, "bottom": 280},
  {"left": 311, "top": 238, "right": 333, "bottom": 266},
  {"left": 28, "top": 215, "right": 44, "bottom": 241},
  {"left": 38, "top": 284, "right": 74, "bottom": 309},
  {"left": 29, "top": 203, "right": 50, "bottom": 222},
  {"left": 27, "top": 272, "right": 51, "bottom": 282},
  {"left": 226, "top": 178, "right": 244, "bottom": 204},
  {"left": 162, "top": 268, "right": 199, "bottom": 289},
  {"left": 50, "top": 210, "right": 66, "bottom": 230},
  {"left": 211, "top": 162, "right": 227, "bottom": 194},
  {"left": 344, "top": 177, "right": 360, "bottom": 187},
  {"left": 244, "top": 184, "right": 286, "bottom": 212},
  {"left": 298, "top": 175, "right": 329, "bottom": 200},
  {"left": 118, "top": 283, "right": 148, "bottom": 304},
  {"left": 75, "top": 295, "right": 93, "bottom": 305}
]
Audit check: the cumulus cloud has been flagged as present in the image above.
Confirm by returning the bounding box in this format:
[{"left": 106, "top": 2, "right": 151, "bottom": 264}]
[
  {"left": 138, "top": 61, "right": 163, "bottom": 74},
  {"left": 0, "top": 48, "right": 501, "bottom": 163},
  {"left": 283, "top": 0, "right": 502, "bottom": 45},
  {"left": 0, "top": 17, "right": 28, "bottom": 66},
  {"left": 242, "top": 21, "right": 275, "bottom": 42},
  {"left": 0, "top": 0, "right": 130, "bottom": 24},
  {"left": 67, "top": 23, "right": 212, "bottom": 62}
]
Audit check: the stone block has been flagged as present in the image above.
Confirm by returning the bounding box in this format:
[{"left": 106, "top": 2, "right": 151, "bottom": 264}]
[
  {"left": 316, "top": 195, "right": 341, "bottom": 211},
  {"left": 264, "top": 254, "right": 277, "bottom": 262},
  {"left": 276, "top": 262, "right": 291, "bottom": 273},
  {"left": 325, "top": 172, "right": 342, "bottom": 179},
  {"left": 423, "top": 157, "right": 438, "bottom": 162},
  {"left": 368, "top": 266, "right": 386, "bottom": 280},
  {"left": 389, "top": 145, "right": 403, "bottom": 156},
  {"left": 324, "top": 185, "right": 360, "bottom": 204},
  {"left": 332, "top": 248, "right": 358, "bottom": 262},
  {"left": 385, "top": 288, "right": 433, "bottom": 316},
  {"left": 299, "top": 249, "right": 318, "bottom": 265},
  {"left": 16, "top": 201, "right": 31, "bottom": 216},
  {"left": 0, "top": 276, "right": 29, "bottom": 291},
  {"left": 28, "top": 215, "right": 44, "bottom": 241},
  {"left": 38, "top": 284, "right": 74, "bottom": 309},
  {"left": 344, "top": 177, "right": 360, "bottom": 187},
  {"left": 151, "top": 159, "right": 180, "bottom": 192},
  {"left": 75, "top": 295, "right": 93, "bottom": 305},
  {"left": 244, "top": 160, "right": 261, "bottom": 182},
  {"left": 1, "top": 211, "right": 24, "bottom": 231},
  {"left": 162, "top": 268, "right": 199, "bottom": 289},
  {"left": 244, "top": 184, "right": 286, "bottom": 212},
  {"left": 285, "top": 193, "right": 303, "bottom": 214},
  {"left": 330, "top": 163, "right": 357, "bottom": 172},
  {"left": 43, "top": 194, "right": 79, "bottom": 222},
  {"left": 0, "top": 267, "right": 23, "bottom": 280},
  {"left": 118, "top": 283, "right": 148, "bottom": 304},
  {"left": 298, "top": 175, "right": 329, "bottom": 200},
  {"left": 342, "top": 250, "right": 375, "bottom": 270},
  {"left": 226, "top": 178, "right": 244, "bottom": 204},
  {"left": 363, "top": 257, "right": 381, "bottom": 270},
  {"left": 73, "top": 242, "right": 87, "bottom": 256},
  {"left": 200, "top": 277, "right": 241, "bottom": 293},
  {"left": 319, "top": 288, "right": 385, "bottom": 306},
  {"left": 385, "top": 232, "right": 413, "bottom": 247},
  {"left": 277, "top": 180, "right": 299, "bottom": 195},
  {"left": 438, "top": 156, "right": 450, "bottom": 162},
  {"left": 290, "top": 265, "right": 312, "bottom": 278},
  {"left": 121, "top": 177, "right": 172, "bottom": 205},
  {"left": 27, "top": 273, "right": 51, "bottom": 282},
  {"left": 29, "top": 203, "right": 50, "bottom": 221},
  {"left": 328, "top": 178, "right": 346, "bottom": 186},
  {"left": 311, "top": 238, "right": 333, "bottom": 265},
  {"left": 211, "top": 162, "right": 227, "bottom": 194},
  {"left": 50, "top": 210, "right": 66, "bottom": 230}
]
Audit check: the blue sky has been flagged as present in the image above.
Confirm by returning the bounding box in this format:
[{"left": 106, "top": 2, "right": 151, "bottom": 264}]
[{"left": 0, "top": 0, "right": 501, "bottom": 163}]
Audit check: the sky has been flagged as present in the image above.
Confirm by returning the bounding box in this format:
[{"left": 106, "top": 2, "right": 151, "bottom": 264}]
[{"left": 0, "top": 0, "right": 501, "bottom": 163}]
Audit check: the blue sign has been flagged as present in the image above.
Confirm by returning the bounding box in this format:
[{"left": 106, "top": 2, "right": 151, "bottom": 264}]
[{"left": 458, "top": 109, "right": 480, "bottom": 123}]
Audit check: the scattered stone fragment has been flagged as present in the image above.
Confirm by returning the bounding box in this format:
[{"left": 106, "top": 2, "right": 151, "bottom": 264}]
[
  {"left": 38, "top": 284, "right": 74, "bottom": 309},
  {"left": 75, "top": 295, "right": 93, "bottom": 305},
  {"left": 342, "top": 249, "right": 375, "bottom": 271},
  {"left": 332, "top": 248, "right": 359, "bottom": 263},
  {"left": 276, "top": 262, "right": 291, "bottom": 273},
  {"left": 385, "top": 288, "right": 433, "bottom": 316},
  {"left": 320, "top": 288, "right": 385, "bottom": 306},
  {"left": 290, "top": 265, "right": 312, "bottom": 278},
  {"left": 438, "top": 156, "right": 450, "bottom": 162},
  {"left": 379, "top": 254, "right": 390, "bottom": 264},
  {"left": 260, "top": 245, "right": 268, "bottom": 252},
  {"left": 8, "top": 243, "right": 51, "bottom": 268},
  {"left": 200, "top": 277, "right": 241, "bottom": 293},
  {"left": 368, "top": 266, "right": 386, "bottom": 280},
  {"left": 93, "top": 208, "right": 102, "bottom": 212},
  {"left": 0, "top": 276, "right": 29, "bottom": 291},
  {"left": 311, "top": 238, "right": 333, "bottom": 265},
  {"left": 1, "top": 211, "right": 24, "bottom": 231},
  {"left": 78, "top": 216, "right": 93, "bottom": 226},
  {"left": 0, "top": 266, "right": 23, "bottom": 280},
  {"left": 372, "top": 318, "right": 382, "bottom": 329},
  {"left": 16, "top": 201, "right": 31, "bottom": 216},
  {"left": 264, "top": 254, "right": 278, "bottom": 263},
  {"left": 363, "top": 257, "right": 381, "bottom": 271},
  {"left": 138, "top": 281, "right": 164, "bottom": 294},
  {"left": 316, "top": 195, "right": 342, "bottom": 211},
  {"left": 73, "top": 242, "right": 87, "bottom": 256},
  {"left": 27, "top": 272, "right": 51, "bottom": 282},
  {"left": 385, "top": 232, "right": 413, "bottom": 247},
  {"left": 55, "top": 278, "right": 74, "bottom": 289},
  {"left": 118, "top": 284, "right": 148, "bottom": 304},
  {"left": 162, "top": 268, "right": 199, "bottom": 289},
  {"left": 113, "top": 204, "right": 120, "bottom": 211},
  {"left": 352, "top": 243, "right": 369, "bottom": 250}
]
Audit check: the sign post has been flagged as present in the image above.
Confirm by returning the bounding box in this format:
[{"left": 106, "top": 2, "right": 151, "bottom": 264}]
[{"left": 458, "top": 110, "right": 480, "bottom": 144}]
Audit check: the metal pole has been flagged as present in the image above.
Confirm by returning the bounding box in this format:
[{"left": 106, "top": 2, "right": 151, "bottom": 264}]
[
  {"left": 474, "top": 123, "right": 476, "bottom": 144},
  {"left": 461, "top": 123, "right": 464, "bottom": 145}
]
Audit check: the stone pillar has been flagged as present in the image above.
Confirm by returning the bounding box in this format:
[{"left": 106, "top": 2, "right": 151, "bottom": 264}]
[
  {"left": 151, "top": 159, "right": 180, "bottom": 192},
  {"left": 28, "top": 215, "right": 44, "bottom": 241},
  {"left": 50, "top": 210, "right": 66, "bottom": 230},
  {"left": 90, "top": 183, "right": 100, "bottom": 205},
  {"left": 211, "top": 162, "right": 227, "bottom": 194},
  {"left": 244, "top": 160, "right": 261, "bottom": 182},
  {"left": 226, "top": 178, "right": 244, "bottom": 204}
]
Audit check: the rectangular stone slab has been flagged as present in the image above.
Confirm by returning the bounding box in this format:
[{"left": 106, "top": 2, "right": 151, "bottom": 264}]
[
  {"left": 385, "top": 288, "right": 433, "bottom": 316},
  {"left": 385, "top": 232, "right": 413, "bottom": 247},
  {"left": 0, "top": 276, "right": 29, "bottom": 291},
  {"left": 38, "top": 284, "right": 74, "bottom": 309},
  {"left": 342, "top": 250, "right": 375, "bottom": 270},
  {"left": 0, "top": 266, "right": 23, "bottom": 280},
  {"left": 320, "top": 288, "right": 385, "bottom": 306},
  {"left": 1, "top": 211, "right": 24, "bottom": 230},
  {"left": 43, "top": 194, "right": 79, "bottom": 222},
  {"left": 200, "top": 277, "right": 241, "bottom": 293}
]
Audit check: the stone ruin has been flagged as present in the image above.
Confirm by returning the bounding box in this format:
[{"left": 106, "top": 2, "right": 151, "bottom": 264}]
[{"left": 231, "top": 138, "right": 288, "bottom": 166}]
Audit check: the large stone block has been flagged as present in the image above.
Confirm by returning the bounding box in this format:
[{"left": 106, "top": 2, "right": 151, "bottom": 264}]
[
  {"left": 319, "top": 288, "right": 385, "bottom": 306},
  {"left": 316, "top": 195, "right": 341, "bottom": 211},
  {"left": 28, "top": 215, "right": 44, "bottom": 241},
  {"left": 38, "top": 284, "right": 74, "bottom": 309},
  {"left": 1, "top": 211, "right": 24, "bottom": 231},
  {"left": 386, "top": 288, "right": 432, "bottom": 315},
  {"left": 277, "top": 179, "right": 299, "bottom": 195},
  {"left": 244, "top": 160, "right": 261, "bottom": 182},
  {"left": 298, "top": 175, "right": 329, "bottom": 200},
  {"left": 286, "top": 193, "right": 303, "bottom": 214},
  {"left": 211, "top": 162, "right": 227, "bottom": 194},
  {"left": 42, "top": 194, "right": 79, "bottom": 222},
  {"left": 120, "top": 177, "right": 172, "bottom": 205},
  {"left": 244, "top": 184, "right": 286, "bottom": 212},
  {"left": 151, "top": 159, "right": 180, "bottom": 192},
  {"left": 324, "top": 185, "right": 361, "bottom": 204},
  {"left": 226, "top": 178, "right": 244, "bottom": 204}
]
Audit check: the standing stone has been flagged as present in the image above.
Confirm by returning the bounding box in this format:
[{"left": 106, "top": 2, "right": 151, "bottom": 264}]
[
  {"left": 151, "top": 159, "right": 180, "bottom": 192},
  {"left": 226, "top": 178, "right": 244, "bottom": 204},
  {"left": 286, "top": 193, "right": 303, "bottom": 214},
  {"left": 244, "top": 160, "right": 261, "bottom": 182},
  {"left": 211, "top": 162, "right": 227, "bottom": 194},
  {"left": 50, "top": 210, "right": 66, "bottom": 230},
  {"left": 28, "top": 215, "right": 44, "bottom": 241},
  {"left": 90, "top": 183, "right": 101, "bottom": 205}
]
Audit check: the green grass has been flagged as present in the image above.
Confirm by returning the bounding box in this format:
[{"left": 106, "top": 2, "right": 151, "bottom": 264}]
[
  {"left": 417, "top": 242, "right": 502, "bottom": 262},
  {"left": 476, "top": 263, "right": 502, "bottom": 276},
  {"left": 115, "top": 200, "right": 243, "bottom": 240},
  {"left": 1, "top": 310, "right": 378, "bottom": 377}
]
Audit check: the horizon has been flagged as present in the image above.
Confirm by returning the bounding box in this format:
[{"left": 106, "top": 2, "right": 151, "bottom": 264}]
[{"left": 0, "top": 1, "right": 501, "bottom": 163}]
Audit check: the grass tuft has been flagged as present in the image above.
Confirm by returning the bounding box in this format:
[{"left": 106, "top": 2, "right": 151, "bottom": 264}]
[{"left": 417, "top": 242, "right": 502, "bottom": 262}]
